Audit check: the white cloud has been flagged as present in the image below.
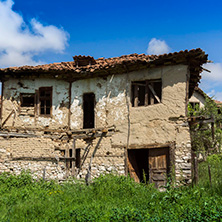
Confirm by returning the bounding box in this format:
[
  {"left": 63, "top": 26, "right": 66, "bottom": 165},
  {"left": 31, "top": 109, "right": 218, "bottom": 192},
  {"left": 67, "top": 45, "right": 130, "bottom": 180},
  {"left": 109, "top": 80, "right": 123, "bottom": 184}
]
[
  {"left": 202, "top": 63, "right": 222, "bottom": 84},
  {"left": 147, "top": 38, "right": 171, "bottom": 55},
  {"left": 0, "top": 0, "right": 69, "bottom": 67},
  {"left": 199, "top": 63, "right": 222, "bottom": 101}
]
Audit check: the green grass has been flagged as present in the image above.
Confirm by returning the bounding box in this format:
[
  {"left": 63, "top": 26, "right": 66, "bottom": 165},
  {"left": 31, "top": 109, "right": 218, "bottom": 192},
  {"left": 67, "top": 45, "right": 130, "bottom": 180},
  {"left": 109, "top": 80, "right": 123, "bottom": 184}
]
[{"left": 0, "top": 156, "right": 222, "bottom": 221}]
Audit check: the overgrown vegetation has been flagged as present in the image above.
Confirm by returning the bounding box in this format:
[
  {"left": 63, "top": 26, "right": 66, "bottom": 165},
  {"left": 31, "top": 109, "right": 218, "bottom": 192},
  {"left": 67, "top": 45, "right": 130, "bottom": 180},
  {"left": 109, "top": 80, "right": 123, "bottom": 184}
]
[
  {"left": 188, "top": 96, "right": 222, "bottom": 156},
  {"left": 0, "top": 167, "right": 222, "bottom": 222}
]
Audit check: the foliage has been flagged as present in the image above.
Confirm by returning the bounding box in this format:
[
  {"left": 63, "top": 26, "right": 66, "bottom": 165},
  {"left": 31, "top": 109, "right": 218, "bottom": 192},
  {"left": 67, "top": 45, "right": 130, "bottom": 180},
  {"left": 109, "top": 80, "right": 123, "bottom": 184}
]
[
  {"left": 188, "top": 96, "right": 222, "bottom": 155},
  {"left": 198, "top": 154, "right": 222, "bottom": 195},
  {"left": 0, "top": 171, "right": 222, "bottom": 221}
]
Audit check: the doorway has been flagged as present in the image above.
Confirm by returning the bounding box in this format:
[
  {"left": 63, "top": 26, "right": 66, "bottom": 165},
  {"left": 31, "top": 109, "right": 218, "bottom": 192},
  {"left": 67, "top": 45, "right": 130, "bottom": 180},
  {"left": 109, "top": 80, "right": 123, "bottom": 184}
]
[{"left": 127, "top": 147, "right": 170, "bottom": 188}]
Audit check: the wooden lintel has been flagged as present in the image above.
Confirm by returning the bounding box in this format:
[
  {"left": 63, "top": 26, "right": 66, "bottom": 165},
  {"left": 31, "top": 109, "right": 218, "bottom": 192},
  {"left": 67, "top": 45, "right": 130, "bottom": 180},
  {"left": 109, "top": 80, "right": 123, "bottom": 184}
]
[{"left": 112, "top": 142, "right": 173, "bottom": 149}]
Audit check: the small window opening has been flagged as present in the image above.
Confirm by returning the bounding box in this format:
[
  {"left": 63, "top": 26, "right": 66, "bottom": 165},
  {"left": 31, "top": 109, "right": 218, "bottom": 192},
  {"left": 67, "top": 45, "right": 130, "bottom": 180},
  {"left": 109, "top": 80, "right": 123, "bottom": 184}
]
[
  {"left": 60, "top": 150, "right": 66, "bottom": 157},
  {"left": 39, "top": 87, "right": 52, "bottom": 115},
  {"left": 69, "top": 149, "right": 73, "bottom": 169},
  {"left": 189, "top": 102, "right": 200, "bottom": 110},
  {"left": 83, "top": 93, "right": 95, "bottom": 129},
  {"left": 131, "top": 80, "right": 162, "bottom": 107},
  {"left": 20, "top": 93, "right": 35, "bottom": 107},
  {"left": 76, "top": 148, "right": 81, "bottom": 168}
]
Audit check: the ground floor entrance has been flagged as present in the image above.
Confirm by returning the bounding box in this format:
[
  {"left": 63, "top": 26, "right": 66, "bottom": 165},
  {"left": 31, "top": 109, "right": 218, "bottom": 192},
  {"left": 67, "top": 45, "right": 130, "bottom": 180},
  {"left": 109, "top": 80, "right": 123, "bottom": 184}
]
[{"left": 127, "top": 147, "right": 170, "bottom": 188}]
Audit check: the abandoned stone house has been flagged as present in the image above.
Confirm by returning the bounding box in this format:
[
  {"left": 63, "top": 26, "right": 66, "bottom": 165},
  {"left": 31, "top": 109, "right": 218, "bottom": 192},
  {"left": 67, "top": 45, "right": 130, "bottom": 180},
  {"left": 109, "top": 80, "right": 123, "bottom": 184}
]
[{"left": 0, "top": 48, "right": 208, "bottom": 187}]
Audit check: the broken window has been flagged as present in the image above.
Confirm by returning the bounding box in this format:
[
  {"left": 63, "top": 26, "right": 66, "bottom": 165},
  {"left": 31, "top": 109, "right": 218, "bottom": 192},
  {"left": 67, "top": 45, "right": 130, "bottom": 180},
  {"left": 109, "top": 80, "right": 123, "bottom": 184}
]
[
  {"left": 20, "top": 93, "right": 35, "bottom": 107},
  {"left": 131, "top": 80, "right": 162, "bottom": 107},
  {"left": 83, "top": 93, "right": 95, "bottom": 129},
  {"left": 39, "top": 87, "right": 52, "bottom": 115}
]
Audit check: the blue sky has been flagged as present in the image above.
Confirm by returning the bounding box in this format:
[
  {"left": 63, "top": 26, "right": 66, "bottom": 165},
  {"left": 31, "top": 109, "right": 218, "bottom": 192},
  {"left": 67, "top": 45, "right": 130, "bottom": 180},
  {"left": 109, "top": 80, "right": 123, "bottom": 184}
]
[{"left": 0, "top": 0, "right": 222, "bottom": 100}]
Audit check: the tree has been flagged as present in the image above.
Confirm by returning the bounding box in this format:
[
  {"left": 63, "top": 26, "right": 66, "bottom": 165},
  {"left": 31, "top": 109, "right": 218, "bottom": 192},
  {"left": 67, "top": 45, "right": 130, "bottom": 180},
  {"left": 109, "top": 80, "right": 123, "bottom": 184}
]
[{"left": 188, "top": 96, "right": 222, "bottom": 157}]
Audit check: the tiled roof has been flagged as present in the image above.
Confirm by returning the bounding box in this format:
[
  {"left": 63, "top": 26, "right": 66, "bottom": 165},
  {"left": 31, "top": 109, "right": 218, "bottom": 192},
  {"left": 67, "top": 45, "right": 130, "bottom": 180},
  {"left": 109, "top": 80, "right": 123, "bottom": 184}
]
[
  {"left": 215, "top": 100, "right": 222, "bottom": 105},
  {"left": 0, "top": 48, "right": 208, "bottom": 97}
]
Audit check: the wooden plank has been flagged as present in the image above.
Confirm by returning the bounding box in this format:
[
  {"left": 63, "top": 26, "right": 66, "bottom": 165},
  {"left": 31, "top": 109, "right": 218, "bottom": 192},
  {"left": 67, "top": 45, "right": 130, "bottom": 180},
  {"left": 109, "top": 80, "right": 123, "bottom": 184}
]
[
  {"left": 134, "top": 85, "right": 138, "bottom": 107},
  {"left": 145, "top": 81, "right": 149, "bottom": 106},
  {"left": 148, "top": 148, "right": 169, "bottom": 188},
  {"left": 113, "top": 142, "right": 173, "bottom": 149},
  {"left": 127, "top": 153, "right": 140, "bottom": 183},
  {"left": 2, "top": 110, "right": 15, "bottom": 127},
  {"left": 72, "top": 138, "right": 76, "bottom": 176},
  {"left": 148, "top": 84, "right": 160, "bottom": 103}
]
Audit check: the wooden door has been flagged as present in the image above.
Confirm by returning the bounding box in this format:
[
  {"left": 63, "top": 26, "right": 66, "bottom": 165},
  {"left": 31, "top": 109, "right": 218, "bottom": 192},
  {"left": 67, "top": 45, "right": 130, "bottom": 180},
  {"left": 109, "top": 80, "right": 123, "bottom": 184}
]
[
  {"left": 127, "top": 153, "right": 140, "bottom": 183},
  {"left": 148, "top": 148, "right": 169, "bottom": 188}
]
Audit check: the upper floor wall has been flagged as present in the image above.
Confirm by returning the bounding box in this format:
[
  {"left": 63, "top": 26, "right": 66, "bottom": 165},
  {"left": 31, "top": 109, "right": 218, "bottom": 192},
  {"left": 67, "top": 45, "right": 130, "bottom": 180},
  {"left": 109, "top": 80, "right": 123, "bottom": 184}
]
[{"left": 1, "top": 64, "right": 189, "bottom": 130}]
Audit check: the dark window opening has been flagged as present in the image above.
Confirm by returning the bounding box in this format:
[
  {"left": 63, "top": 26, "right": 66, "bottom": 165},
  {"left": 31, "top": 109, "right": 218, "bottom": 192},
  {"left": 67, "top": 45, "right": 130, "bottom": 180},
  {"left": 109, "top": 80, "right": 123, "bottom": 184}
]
[
  {"left": 39, "top": 87, "right": 52, "bottom": 115},
  {"left": 20, "top": 93, "right": 35, "bottom": 107},
  {"left": 76, "top": 148, "right": 81, "bottom": 168},
  {"left": 69, "top": 149, "right": 73, "bottom": 169},
  {"left": 83, "top": 93, "right": 95, "bottom": 129},
  {"left": 60, "top": 150, "right": 66, "bottom": 157},
  {"left": 131, "top": 80, "right": 162, "bottom": 107}
]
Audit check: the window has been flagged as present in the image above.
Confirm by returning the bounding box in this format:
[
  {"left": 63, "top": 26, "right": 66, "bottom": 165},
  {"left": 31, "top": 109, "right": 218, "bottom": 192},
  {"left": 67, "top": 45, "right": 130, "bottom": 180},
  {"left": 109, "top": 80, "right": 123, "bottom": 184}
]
[
  {"left": 39, "top": 87, "right": 52, "bottom": 115},
  {"left": 75, "top": 148, "right": 81, "bottom": 168},
  {"left": 131, "top": 79, "right": 162, "bottom": 107},
  {"left": 189, "top": 102, "right": 200, "bottom": 110},
  {"left": 83, "top": 93, "right": 95, "bottom": 129},
  {"left": 20, "top": 93, "right": 35, "bottom": 107}
]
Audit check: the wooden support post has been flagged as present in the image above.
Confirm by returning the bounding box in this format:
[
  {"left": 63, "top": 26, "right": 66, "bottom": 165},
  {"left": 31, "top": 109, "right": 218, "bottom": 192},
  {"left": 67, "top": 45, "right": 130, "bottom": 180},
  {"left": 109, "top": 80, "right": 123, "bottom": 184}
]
[
  {"left": 145, "top": 81, "right": 149, "bottom": 106},
  {"left": 72, "top": 138, "right": 76, "bottom": 176},
  {"left": 208, "top": 164, "right": 212, "bottom": 188},
  {"left": 134, "top": 85, "right": 138, "bottom": 107},
  {"left": 149, "top": 83, "right": 155, "bottom": 105},
  {"left": 193, "top": 156, "right": 198, "bottom": 185},
  {"left": 85, "top": 132, "right": 105, "bottom": 185}
]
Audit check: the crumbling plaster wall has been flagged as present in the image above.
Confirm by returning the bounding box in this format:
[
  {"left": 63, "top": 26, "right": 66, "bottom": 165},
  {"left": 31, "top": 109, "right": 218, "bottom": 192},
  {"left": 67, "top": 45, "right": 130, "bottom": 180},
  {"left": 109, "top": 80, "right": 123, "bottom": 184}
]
[{"left": 2, "top": 78, "right": 69, "bottom": 129}]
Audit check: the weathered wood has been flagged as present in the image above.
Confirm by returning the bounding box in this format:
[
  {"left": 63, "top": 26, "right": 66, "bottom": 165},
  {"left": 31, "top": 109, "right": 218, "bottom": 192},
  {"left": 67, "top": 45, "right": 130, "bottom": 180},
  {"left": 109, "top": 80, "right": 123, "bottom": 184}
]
[
  {"left": 148, "top": 84, "right": 160, "bottom": 103},
  {"left": 113, "top": 142, "right": 173, "bottom": 149},
  {"left": 127, "top": 154, "right": 140, "bottom": 183},
  {"left": 0, "top": 132, "right": 38, "bottom": 138},
  {"left": 85, "top": 132, "right": 105, "bottom": 185},
  {"left": 134, "top": 85, "right": 138, "bottom": 107},
  {"left": 193, "top": 157, "right": 198, "bottom": 185},
  {"left": 148, "top": 148, "right": 169, "bottom": 188},
  {"left": 145, "top": 81, "right": 149, "bottom": 106},
  {"left": 2, "top": 109, "right": 15, "bottom": 127},
  {"left": 72, "top": 138, "right": 76, "bottom": 176}
]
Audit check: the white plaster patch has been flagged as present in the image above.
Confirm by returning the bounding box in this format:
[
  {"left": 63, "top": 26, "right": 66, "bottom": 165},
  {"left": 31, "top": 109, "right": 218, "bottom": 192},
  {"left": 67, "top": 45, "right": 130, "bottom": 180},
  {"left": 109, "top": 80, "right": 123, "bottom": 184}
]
[
  {"left": 19, "top": 116, "right": 34, "bottom": 125},
  {"left": 53, "top": 107, "right": 65, "bottom": 125},
  {"left": 37, "top": 117, "right": 51, "bottom": 126}
]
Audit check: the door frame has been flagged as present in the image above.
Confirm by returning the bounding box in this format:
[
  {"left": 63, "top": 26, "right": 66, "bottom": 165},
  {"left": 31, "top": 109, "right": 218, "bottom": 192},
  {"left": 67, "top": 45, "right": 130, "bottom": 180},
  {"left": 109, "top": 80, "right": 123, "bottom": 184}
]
[{"left": 126, "top": 142, "right": 175, "bottom": 183}]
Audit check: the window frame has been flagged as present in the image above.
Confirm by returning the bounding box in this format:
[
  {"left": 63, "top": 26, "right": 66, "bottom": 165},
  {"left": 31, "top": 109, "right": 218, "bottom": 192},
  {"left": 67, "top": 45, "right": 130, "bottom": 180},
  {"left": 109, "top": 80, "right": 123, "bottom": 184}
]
[
  {"left": 20, "top": 93, "right": 35, "bottom": 107},
  {"left": 38, "top": 87, "right": 52, "bottom": 116},
  {"left": 131, "top": 79, "right": 162, "bottom": 107}
]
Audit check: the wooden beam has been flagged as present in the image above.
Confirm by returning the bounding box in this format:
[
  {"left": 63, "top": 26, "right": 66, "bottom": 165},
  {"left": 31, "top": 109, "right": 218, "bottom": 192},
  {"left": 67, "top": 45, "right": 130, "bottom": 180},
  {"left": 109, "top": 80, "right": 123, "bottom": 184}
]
[
  {"left": 112, "top": 142, "right": 173, "bottom": 149},
  {"left": 148, "top": 84, "right": 160, "bottom": 103}
]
